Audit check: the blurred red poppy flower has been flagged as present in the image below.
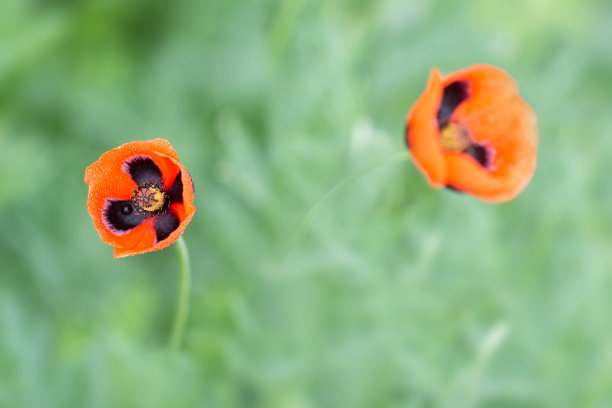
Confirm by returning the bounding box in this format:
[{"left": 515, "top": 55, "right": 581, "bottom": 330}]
[
  {"left": 85, "top": 139, "right": 196, "bottom": 258},
  {"left": 405, "top": 64, "right": 538, "bottom": 202}
]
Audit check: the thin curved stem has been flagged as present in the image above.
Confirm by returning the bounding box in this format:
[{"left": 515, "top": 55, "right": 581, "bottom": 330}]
[
  {"left": 168, "top": 236, "right": 191, "bottom": 350},
  {"left": 278, "top": 151, "right": 412, "bottom": 274}
]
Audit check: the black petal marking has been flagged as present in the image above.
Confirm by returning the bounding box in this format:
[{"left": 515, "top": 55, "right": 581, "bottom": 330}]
[
  {"left": 463, "top": 144, "right": 489, "bottom": 167},
  {"left": 103, "top": 200, "right": 145, "bottom": 234},
  {"left": 437, "top": 80, "right": 470, "bottom": 129},
  {"left": 166, "top": 172, "right": 183, "bottom": 203},
  {"left": 154, "top": 211, "right": 180, "bottom": 242},
  {"left": 124, "top": 156, "right": 163, "bottom": 185}
]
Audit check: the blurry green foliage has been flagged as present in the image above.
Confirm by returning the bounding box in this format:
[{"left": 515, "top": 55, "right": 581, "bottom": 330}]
[{"left": 1, "top": 0, "right": 612, "bottom": 407}]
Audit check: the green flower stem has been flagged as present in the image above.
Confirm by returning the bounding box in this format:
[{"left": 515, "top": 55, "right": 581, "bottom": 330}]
[
  {"left": 169, "top": 236, "right": 191, "bottom": 350},
  {"left": 278, "top": 151, "right": 412, "bottom": 273}
]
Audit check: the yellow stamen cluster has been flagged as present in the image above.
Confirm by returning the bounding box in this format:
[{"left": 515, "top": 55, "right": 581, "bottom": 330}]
[
  {"left": 132, "top": 181, "right": 167, "bottom": 215},
  {"left": 441, "top": 122, "right": 471, "bottom": 152}
]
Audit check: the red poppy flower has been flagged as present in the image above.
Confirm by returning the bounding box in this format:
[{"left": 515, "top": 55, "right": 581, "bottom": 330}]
[
  {"left": 85, "top": 139, "right": 196, "bottom": 258},
  {"left": 405, "top": 64, "right": 538, "bottom": 202}
]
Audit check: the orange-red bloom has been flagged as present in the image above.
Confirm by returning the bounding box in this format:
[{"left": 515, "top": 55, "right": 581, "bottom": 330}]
[
  {"left": 405, "top": 64, "right": 538, "bottom": 202},
  {"left": 85, "top": 139, "right": 196, "bottom": 258}
]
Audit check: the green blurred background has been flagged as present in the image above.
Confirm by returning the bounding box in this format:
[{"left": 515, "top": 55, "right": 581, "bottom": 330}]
[{"left": 2, "top": 0, "right": 612, "bottom": 406}]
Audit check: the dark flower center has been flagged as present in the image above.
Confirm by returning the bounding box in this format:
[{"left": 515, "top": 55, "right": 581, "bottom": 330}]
[
  {"left": 436, "top": 80, "right": 490, "bottom": 168},
  {"left": 131, "top": 180, "right": 168, "bottom": 217}
]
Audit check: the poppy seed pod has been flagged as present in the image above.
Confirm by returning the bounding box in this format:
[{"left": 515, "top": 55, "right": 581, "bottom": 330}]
[
  {"left": 405, "top": 64, "right": 538, "bottom": 202},
  {"left": 85, "top": 139, "right": 196, "bottom": 258}
]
